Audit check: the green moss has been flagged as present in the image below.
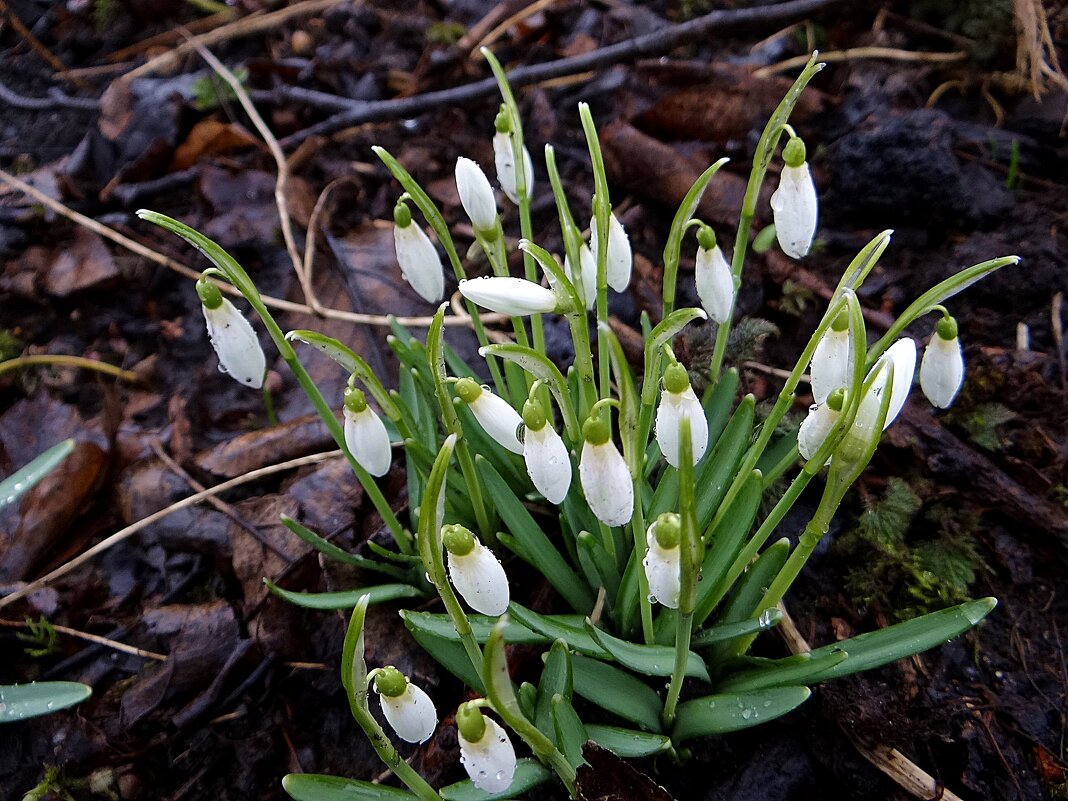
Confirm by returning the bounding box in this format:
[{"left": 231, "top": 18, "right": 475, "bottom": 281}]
[
  {"left": 0, "top": 329, "right": 24, "bottom": 362},
  {"left": 425, "top": 21, "right": 466, "bottom": 45}
]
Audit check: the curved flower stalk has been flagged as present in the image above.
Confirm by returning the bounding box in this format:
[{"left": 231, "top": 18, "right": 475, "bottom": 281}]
[
  {"left": 770, "top": 136, "right": 818, "bottom": 259},
  {"left": 591, "top": 212, "right": 632, "bottom": 292},
  {"left": 343, "top": 387, "right": 392, "bottom": 477},
  {"left": 455, "top": 157, "right": 499, "bottom": 233},
  {"left": 694, "top": 226, "right": 734, "bottom": 324},
  {"left": 522, "top": 396, "right": 571, "bottom": 504},
  {"left": 457, "top": 702, "right": 516, "bottom": 793},
  {"left": 455, "top": 377, "right": 524, "bottom": 454},
  {"left": 579, "top": 411, "right": 633, "bottom": 527},
  {"left": 393, "top": 201, "right": 445, "bottom": 303},
  {"left": 643, "top": 512, "right": 681, "bottom": 608},
  {"left": 373, "top": 666, "right": 437, "bottom": 744},
  {"left": 443, "top": 524, "right": 510, "bottom": 616},
  {"left": 564, "top": 242, "right": 597, "bottom": 310},
  {"left": 458, "top": 276, "right": 559, "bottom": 316},
  {"left": 655, "top": 362, "right": 709, "bottom": 468},
  {"left": 920, "top": 313, "right": 965, "bottom": 408},
  {"left": 798, "top": 387, "right": 845, "bottom": 461},
  {"left": 196, "top": 276, "right": 266, "bottom": 388},
  {"left": 810, "top": 309, "right": 852, "bottom": 404}
]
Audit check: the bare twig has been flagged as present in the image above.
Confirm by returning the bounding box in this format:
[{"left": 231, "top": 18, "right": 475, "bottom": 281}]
[
  {"left": 0, "top": 81, "right": 99, "bottom": 111},
  {"left": 754, "top": 46, "right": 967, "bottom": 78},
  {"left": 472, "top": 0, "right": 559, "bottom": 57},
  {"left": 0, "top": 618, "right": 167, "bottom": 661},
  {"left": 105, "top": 8, "right": 236, "bottom": 63},
  {"left": 0, "top": 0, "right": 92, "bottom": 91},
  {"left": 0, "top": 354, "right": 140, "bottom": 382},
  {"left": 0, "top": 451, "right": 344, "bottom": 609}
]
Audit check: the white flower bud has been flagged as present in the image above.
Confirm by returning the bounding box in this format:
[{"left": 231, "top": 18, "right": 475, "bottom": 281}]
[
  {"left": 199, "top": 288, "right": 266, "bottom": 389},
  {"left": 458, "top": 276, "right": 558, "bottom": 317},
  {"left": 879, "top": 338, "right": 917, "bottom": 429},
  {"left": 797, "top": 393, "right": 843, "bottom": 461},
  {"left": 579, "top": 418, "right": 633, "bottom": 527},
  {"left": 564, "top": 243, "right": 597, "bottom": 310},
  {"left": 590, "top": 213, "right": 632, "bottom": 292},
  {"left": 695, "top": 242, "right": 734, "bottom": 324},
  {"left": 492, "top": 132, "right": 534, "bottom": 204},
  {"left": 522, "top": 400, "right": 571, "bottom": 504},
  {"left": 375, "top": 672, "right": 438, "bottom": 744},
  {"left": 455, "top": 378, "right": 524, "bottom": 454},
  {"left": 459, "top": 715, "right": 516, "bottom": 793},
  {"left": 838, "top": 338, "right": 917, "bottom": 465},
  {"left": 770, "top": 162, "right": 818, "bottom": 259},
  {"left": 455, "top": 157, "right": 498, "bottom": 232},
  {"left": 809, "top": 318, "right": 852, "bottom": 405},
  {"left": 343, "top": 389, "right": 392, "bottom": 477},
  {"left": 643, "top": 514, "right": 681, "bottom": 609},
  {"left": 443, "top": 525, "right": 510, "bottom": 616},
  {"left": 393, "top": 212, "right": 445, "bottom": 304},
  {"left": 655, "top": 363, "right": 708, "bottom": 468},
  {"left": 920, "top": 317, "right": 964, "bottom": 409}
]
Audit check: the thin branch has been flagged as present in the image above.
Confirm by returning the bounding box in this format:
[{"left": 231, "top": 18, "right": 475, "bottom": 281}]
[
  {"left": 0, "top": 354, "right": 140, "bottom": 382},
  {"left": 0, "top": 619, "right": 167, "bottom": 661},
  {"left": 754, "top": 46, "right": 967, "bottom": 78},
  {"left": 0, "top": 80, "right": 99, "bottom": 111}
]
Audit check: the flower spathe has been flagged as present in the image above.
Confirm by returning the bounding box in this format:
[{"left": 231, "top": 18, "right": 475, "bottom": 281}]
[
  {"left": 455, "top": 157, "right": 498, "bottom": 232},
  {"left": 655, "top": 363, "right": 708, "bottom": 468},
  {"left": 458, "top": 711, "right": 516, "bottom": 793},
  {"left": 374, "top": 668, "right": 437, "bottom": 744},
  {"left": 197, "top": 278, "right": 266, "bottom": 389},
  {"left": 809, "top": 315, "right": 852, "bottom": 405},
  {"left": 564, "top": 243, "right": 597, "bottom": 310},
  {"left": 343, "top": 388, "right": 392, "bottom": 477},
  {"left": 770, "top": 138, "right": 818, "bottom": 259},
  {"left": 920, "top": 316, "right": 965, "bottom": 409},
  {"left": 393, "top": 203, "right": 445, "bottom": 303},
  {"left": 522, "top": 399, "right": 571, "bottom": 504},
  {"left": 458, "top": 276, "right": 558, "bottom": 317},
  {"left": 694, "top": 232, "right": 734, "bottom": 324},
  {"left": 455, "top": 378, "right": 524, "bottom": 454},
  {"left": 492, "top": 131, "right": 534, "bottom": 204},
  {"left": 643, "top": 513, "right": 681, "bottom": 609},
  {"left": 443, "top": 525, "right": 509, "bottom": 616},
  {"left": 591, "top": 212, "right": 632, "bottom": 292},
  {"left": 579, "top": 417, "right": 633, "bottom": 527}
]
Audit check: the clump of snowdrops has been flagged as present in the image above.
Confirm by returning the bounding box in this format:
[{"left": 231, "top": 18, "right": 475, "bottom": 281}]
[{"left": 138, "top": 51, "right": 1017, "bottom": 801}]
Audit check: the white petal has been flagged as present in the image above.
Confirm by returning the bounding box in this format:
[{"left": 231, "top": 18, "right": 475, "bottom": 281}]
[
  {"left": 643, "top": 533, "right": 680, "bottom": 609},
  {"left": 203, "top": 298, "right": 266, "bottom": 388},
  {"left": 394, "top": 223, "right": 445, "bottom": 303},
  {"left": 447, "top": 540, "right": 509, "bottom": 616},
  {"left": 455, "top": 157, "right": 498, "bottom": 231},
  {"left": 809, "top": 327, "right": 852, "bottom": 405},
  {"left": 797, "top": 402, "right": 840, "bottom": 461},
  {"left": 920, "top": 334, "right": 964, "bottom": 409},
  {"left": 591, "top": 213, "right": 632, "bottom": 292},
  {"left": 579, "top": 440, "right": 633, "bottom": 527},
  {"left": 564, "top": 244, "right": 597, "bottom": 310},
  {"left": 458, "top": 276, "right": 557, "bottom": 316},
  {"left": 344, "top": 406, "right": 392, "bottom": 477},
  {"left": 881, "top": 338, "right": 917, "bottom": 429},
  {"left": 523, "top": 424, "right": 572, "bottom": 504},
  {"left": 469, "top": 391, "right": 524, "bottom": 454},
  {"left": 654, "top": 387, "right": 708, "bottom": 468},
  {"left": 493, "top": 132, "right": 534, "bottom": 204},
  {"left": 694, "top": 245, "right": 734, "bottom": 324},
  {"left": 843, "top": 338, "right": 919, "bottom": 461},
  {"left": 770, "top": 163, "right": 818, "bottom": 259},
  {"left": 380, "top": 683, "right": 438, "bottom": 744},
  {"left": 459, "top": 718, "right": 516, "bottom": 793}
]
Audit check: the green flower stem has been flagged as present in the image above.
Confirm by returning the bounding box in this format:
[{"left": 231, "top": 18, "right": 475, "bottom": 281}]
[
  {"left": 628, "top": 486, "right": 655, "bottom": 644},
  {"left": 579, "top": 104, "right": 613, "bottom": 404},
  {"left": 348, "top": 706, "right": 441, "bottom": 801},
  {"left": 262, "top": 380, "right": 278, "bottom": 426},
  {"left": 480, "top": 227, "right": 534, "bottom": 409},
  {"left": 707, "top": 55, "right": 825, "bottom": 387}
]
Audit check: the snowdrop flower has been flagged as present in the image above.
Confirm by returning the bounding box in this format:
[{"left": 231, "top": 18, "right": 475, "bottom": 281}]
[
  {"left": 492, "top": 109, "right": 534, "bottom": 204},
  {"left": 655, "top": 362, "right": 709, "bottom": 468},
  {"left": 455, "top": 378, "right": 524, "bottom": 454},
  {"left": 809, "top": 309, "right": 852, "bottom": 405},
  {"left": 798, "top": 387, "right": 845, "bottom": 461},
  {"left": 770, "top": 137, "right": 818, "bottom": 258},
  {"left": 579, "top": 414, "right": 633, "bottom": 527},
  {"left": 443, "top": 524, "right": 509, "bottom": 616},
  {"left": 522, "top": 397, "right": 571, "bottom": 504},
  {"left": 343, "top": 387, "right": 392, "bottom": 477},
  {"left": 373, "top": 666, "right": 437, "bottom": 744},
  {"left": 455, "top": 157, "right": 498, "bottom": 233},
  {"left": 694, "top": 226, "right": 734, "bottom": 324},
  {"left": 835, "top": 339, "right": 916, "bottom": 467},
  {"left": 196, "top": 276, "right": 266, "bottom": 389},
  {"left": 393, "top": 201, "right": 444, "bottom": 303},
  {"left": 458, "top": 276, "right": 558, "bottom": 316},
  {"left": 643, "top": 513, "right": 681, "bottom": 609},
  {"left": 590, "top": 212, "right": 632, "bottom": 292},
  {"left": 457, "top": 702, "right": 516, "bottom": 794},
  {"left": 877, "top": 338, "right": 918, "bottom": 430},
  {"left": 564, "top": 243, "right": 597, "bottom": 310},
  {"left": 920, "top": 314, "right": 965, "bottom": 409}
]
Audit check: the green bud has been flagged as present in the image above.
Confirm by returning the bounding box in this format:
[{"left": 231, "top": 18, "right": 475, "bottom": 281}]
[
  {"left": 651, "top": 512, "right": 681, "bottom": 549},
  {"left": 393, "top": 202, "right": 412, "bottom": 228},
  {"left": 582, "top": 415, "right": 610, "bottom": 446},
  {"left": 936, "top": 314, "right": 958, "bottom": 341},
  {"left": 783, "top": 137, "right": 807, "bottom": 168},
  {"left": 374, "top": 666, "right": 407, "bottom": 698},
  {"left": 663, "top": 362, "right": 690, "bottom": 395},
  {"left": 494, "top": 107, "right": 511, "bottom": 134},
  {"left": 442, "top": 524, "right": 475, "bottom": 556},
  {"left": 831, "top": 307, "right": 850, "bottom": 332},
  {"left": 196, "top": 276, "right": 224, "bottom": 310},
  {"left": 344, "top": 386, "right": 368, "bottom": 414},
  {"left": 697, "top": 225, "right": 717, "bottom": 252},
  {"left": 826, "top": 387, "right": 846, "bottom": 412},
  {"left": 457, "top": 701, "right": 487, "bottom": 743},
  {"left": 455, "top": 377, "right": 483, "bottom": 405},
  {"left": 522, "top": 398, "right": 546, "bottom": 432}
]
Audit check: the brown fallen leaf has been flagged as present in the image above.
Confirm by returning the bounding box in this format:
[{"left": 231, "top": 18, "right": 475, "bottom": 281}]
[
  {"left": 170, "top": 118, "right": 260, "bottom": 171},
  {"left": 577, "top": 742, "right": 676, "bottom": 801},
  {"left": 193, "top": 413, "right": 334, "bottom": 479},
  {"left": 42, "top": 227, "right": 121, "bottom": 297}
]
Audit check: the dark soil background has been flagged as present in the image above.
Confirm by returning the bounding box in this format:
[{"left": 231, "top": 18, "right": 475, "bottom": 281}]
[{"left": 1, "top": 0, "right": 1067, "bottom": 799}]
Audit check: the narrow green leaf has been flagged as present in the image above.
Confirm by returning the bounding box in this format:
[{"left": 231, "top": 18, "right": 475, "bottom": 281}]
[
  {"left": 340, "top": 595, "right": 371, "bottom": 712},
  {"left": 576, "top": 531, "right": 620, "bottom": 602},
  {"left": 402, "top": 612, "right": 484, "bottom": 692},
  {"left": 695, "top": 395, "right": 754, "bottom": 530},
  {"left": 0, "top": 682, "right": 91, "bottom": 723},
  {"left": 671, "top": 686, "right": 811, "bottom": 742},
  {"left": 285, "top": 330, "right": 398, "bottom": 418},
  {"left": 585, "top": 725, "right": 672, "bottom": 758},
  {"left": 438, "top": 759, "right": 552, "bottom": 801},
  {"left": 704, "top": 367, "right": 739, "bottom": 442},
  {"left": 509, "top": 604, "right": 605, "bottom": 657},
  {"left": 718, "top": 649, "right": 849, "bottom": 692},
  {"left": 402, "top": 611, "right": 545, "bottom": 645},
  {"left": 693, "top": 472, "right": 762, "bottom": 623},
  {"left": 279, "top": 516, "right": 410, "bottom": 580},
  {"left": 571, "top": 653, "right": 663, "bottom": 732},
  {"left": 265, "top": 581, "right": 423, "bottom": 610},
  {"left": 282, "top": 774, "right": 418, "bottom": 801},
  {"left": 536, "top": 640, "right": 573, "bottom": 740},
  {"left": 552, "top": 694, "right": 588, "bottom": 768},
  {"left": 690, "top": 609, "right": 783, "bottom": 649},
  {"left": 0, "top": 439, "right": 74, "bottom": 510},
  {"left": 584, "top": 621, "right": 709, "bottom": 681}
]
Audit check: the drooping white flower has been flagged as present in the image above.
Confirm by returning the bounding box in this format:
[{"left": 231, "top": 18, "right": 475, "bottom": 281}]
[
  {"left": 458, "top": 276, "right": 558, "bottom": 316},
  {"left": 443, "top": 524, "right": 509, "bottom": 616},
  {"left": 343, "top": 387, "right": 392, "bottom": 477},
  {"left": 590, "top": 212, "right": 632, "bottom": 292},
  {"left": 797, "top": 388, "right": 845, "bottom": 461},
  {"left": 770, "top": 138, "right": 818, "bottom": 259},
  {"left": 920, "top": 315, "right": 965, "bottom": 409},
  {"left": 694, "top": 227, "right": 734, "bottom": 324},
  {"left": 655, "top": 362, "right": 709, "bottom": 468},
  {"left": 196, "top": 277, "right": 266, "bottom": 389},
  {"left": 643, "top": 513, "right": 681, "bottom": 609},
  {"left": 564, "top": 243, "right": 597, "bottom": 310},
  {"left": 455, "top": 378, "right": 524, "bottom": 454},
  {"left": 522, "top": 398, "right": 571, "bottom": 504},
  {"left": 393, "top": 202, "right": 444, "bottom": 303},
  {"left": 809, "top": 311, "right": 852, "bottom": 405},
  {"left": 878, "top": 338, "right": 917, "bottom": 429},
  {"left": 492, "top": 131, "right": 534, "bottom": 205},
  {"left": 374, "top": 667, "right": 437, "bottom": 744},
  {"left": 457, "top": 705, "right": 516, "bottom": 794},
  {"left": 579, "top": 415, "right": 633, "bottom": 527},
  {"left": 455, "top": 157, "right": 498, "bottom": 232}
]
